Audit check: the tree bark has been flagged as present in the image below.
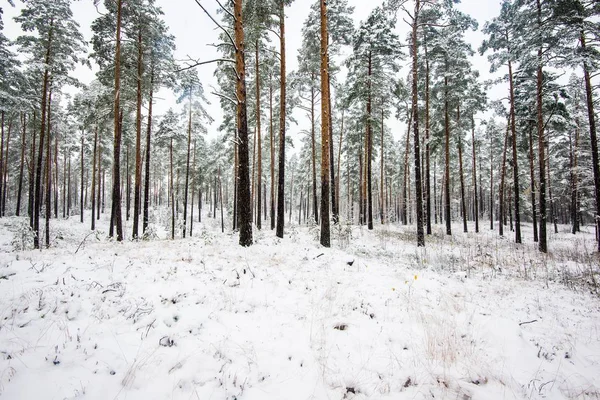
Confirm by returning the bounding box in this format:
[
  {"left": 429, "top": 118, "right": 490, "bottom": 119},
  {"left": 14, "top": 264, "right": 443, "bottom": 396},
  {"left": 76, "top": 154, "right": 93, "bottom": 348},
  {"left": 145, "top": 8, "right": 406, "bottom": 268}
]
[
  {"left": 536, "top": 0, "right": 547, "bottom": 253},
  {"left": 276, "top": 0, "right": 287, "bottom": 239},
  {"left": 411, "top": 0, "right": 425, "bottom": 246},
  {"left": 319, "top": 0, "right": 331, "bottom": 247},
  {"left": 133, "top": 28, "right": 144, "bottom": 239},
  {"left": 255, "top": 41, "right": 262, "bottom": 230},
  {"left": 34, "top": 19, "right": 54, "bottom": 249},
  {"left": 143, "top": 67, "right": 154, "bottom": 233},
  {"left": 111, "top": 0, "right": 124, "bottom": 241},
  {"left": 235, "top": 0, "right": 253, "bottom": 246}
]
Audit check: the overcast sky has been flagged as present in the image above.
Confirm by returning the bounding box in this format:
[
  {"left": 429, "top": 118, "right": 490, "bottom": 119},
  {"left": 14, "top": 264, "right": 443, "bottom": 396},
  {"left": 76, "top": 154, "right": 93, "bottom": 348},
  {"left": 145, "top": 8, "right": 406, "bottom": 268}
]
[{"left": 2, "top": 0, "right": 503, "bottom": 143}]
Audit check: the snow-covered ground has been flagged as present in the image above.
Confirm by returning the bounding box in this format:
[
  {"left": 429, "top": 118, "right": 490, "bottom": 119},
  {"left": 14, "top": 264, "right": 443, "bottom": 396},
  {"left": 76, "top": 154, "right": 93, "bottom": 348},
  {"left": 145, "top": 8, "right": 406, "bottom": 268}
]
[{"left": 1, "top": 213, "right": 599, "bottom": 399}]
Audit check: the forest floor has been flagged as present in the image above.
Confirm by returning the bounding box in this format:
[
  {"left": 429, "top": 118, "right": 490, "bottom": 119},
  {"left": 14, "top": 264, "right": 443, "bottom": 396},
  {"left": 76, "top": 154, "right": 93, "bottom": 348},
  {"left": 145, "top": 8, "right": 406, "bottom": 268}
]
[{"left": 0, "top": 213, "right": 599, "bottom": 400}]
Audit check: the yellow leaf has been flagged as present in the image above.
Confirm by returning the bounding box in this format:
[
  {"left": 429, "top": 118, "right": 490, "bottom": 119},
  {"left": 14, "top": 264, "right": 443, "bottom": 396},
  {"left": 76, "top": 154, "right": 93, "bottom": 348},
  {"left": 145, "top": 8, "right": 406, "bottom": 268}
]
[
  {"left": 392, "top": 287, "right": 396, "bottom": 291},
  {"left": 414, "top": 275, "right": 418, "bottom": 280}
]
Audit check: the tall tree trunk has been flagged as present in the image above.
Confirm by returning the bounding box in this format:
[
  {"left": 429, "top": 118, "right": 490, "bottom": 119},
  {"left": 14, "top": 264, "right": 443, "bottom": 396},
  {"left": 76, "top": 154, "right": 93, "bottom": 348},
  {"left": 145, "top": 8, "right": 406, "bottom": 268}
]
[
  {"left": 16, "top": 113, "right": 26, "bottom": 216},
  {"left": 183, "top": 95, "right": 192, "bottom": 238},
  {"left": 411, "top": 0, "right": 425, "bottom": 246},
  {"left": 571, "top": 105, "right": 580, "bottom": 234},
  {"left": 380, "top": 107, "right": 385, "bottom": 224},
  {"left": 91, "top": 124, "right": 98, "bottom": 230},
  {"left": 28, "top": 112, "right": 37, "bottom": 225},
  {"left": 235, "top": 0, "right": 253, "bottom": 246},
  {"left": 328, "top": 51, "right": 337, "bottom": 225},
  {"left": 507, "top": 53, "right": 522, "bottom": 244},
  {"left": 457, "top": 105, "right": 467, "bottom": 233},
  {"left": 190, "top": 140, "right": 196, "bottom": 237},
  {"left": 34, "top": 20, "right": 54, "bottom": 249},
  {"left": 2, "top": 118, "right": 12, "bottom": 216},
  {"left": 424, "top": 33, "right": 432, "bottom": 235},
  {"left": 444, "top": 57, "right": 451, "bottom": 236},
  {"left": 80, "top": 130, "right": 84, "bottom": 223},
  {"left": 111, "top": 0, "right": 124, "bottom": 242},
  {"left": 169, "top": 139, "right": 174, "bottom": 239},
  {"left": 133, "top": 28, "right": 143, "bottom": 239},
  {"left": 499, "top": 120, "right": 510, "bottom": 237},
  {"left": 366, "top": 51, "right": 373, "bottom": 230},
  {"left": 320, "top": 0, "right": 331, "bottom": 247},
  {"left": 143, "top": 67, "right": 154, "bottom": 233},
  {"left": 45, "top": 92, "right": 52, "bottom": 248},
  {"left": 255, "top": 41, "right": 262, "bottom": 230},
  {"left": 527, "top": 120, "right": 538, "bottom": 241},
  {"left": 489, "top": 124, "right": 494, "bottom": 230},
  {"left": 402, "top": 116, "right": 412, "bottom": 225},
  {"left": 336, "top": 109, "right": 344, "bottom": 218},
  {"left": 470, "top": 115, "right": 479, "bottom": 233},
  {"left": 0, "top": 112, "right": 4, "bottom": 217},
  {"left": 269, "top": 74, "right": 275, "bottom": 230},
  {"left": 276, "top": 0, "right": 287, "bottom": 239},
  {"left": 310, "top": 78, "right": 318, "bottom": 224},
  {"left": 536, "top": 0, "right": 547, "bottom": 253}
]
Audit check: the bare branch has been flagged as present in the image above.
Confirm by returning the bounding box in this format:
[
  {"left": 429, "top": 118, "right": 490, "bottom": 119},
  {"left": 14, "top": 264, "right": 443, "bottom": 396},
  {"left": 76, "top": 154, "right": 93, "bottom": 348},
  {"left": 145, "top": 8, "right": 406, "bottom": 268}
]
[
  {"left": 192, "top": 0, "right": 236, "bottom": 49},
  {"left": 175, "top": 57, "right": 235, "bottom": 72}
]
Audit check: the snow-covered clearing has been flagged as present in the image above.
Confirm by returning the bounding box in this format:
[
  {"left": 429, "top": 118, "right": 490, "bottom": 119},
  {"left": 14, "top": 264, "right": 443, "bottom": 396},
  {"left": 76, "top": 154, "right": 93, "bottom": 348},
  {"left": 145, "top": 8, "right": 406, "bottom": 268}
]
[{"left": 1, "top": 215, "right": 599, "bottom": 399}]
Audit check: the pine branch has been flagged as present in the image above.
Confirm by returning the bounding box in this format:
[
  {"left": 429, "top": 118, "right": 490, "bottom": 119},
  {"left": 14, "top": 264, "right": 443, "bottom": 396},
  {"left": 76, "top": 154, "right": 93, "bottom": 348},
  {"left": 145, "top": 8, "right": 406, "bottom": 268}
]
[{"left": 175, "top": 56, "right": 235, "bottom": 72}]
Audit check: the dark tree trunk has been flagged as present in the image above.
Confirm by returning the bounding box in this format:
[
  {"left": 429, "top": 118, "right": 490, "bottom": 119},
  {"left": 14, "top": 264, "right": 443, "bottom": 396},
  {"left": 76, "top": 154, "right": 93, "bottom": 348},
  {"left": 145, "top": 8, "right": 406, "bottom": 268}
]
[
  {"left": 143, "top": 67, "right": 154, "bottom": 233},
  {"left": 234, "top": 0, "right": 253, "bottom": 246},
  {"left": 183, "top": 96, "right": 192, "bottom": 238},
  {"left": 80, "top": 131, "right": 84, "bottom": 223},
  {"left": 91, "top": 124, "right": 97, "bottom": 230},
  {"left": 457, "top": 106, "right": 467, "bottom": 233},
  {"left": 16, "top": 113, "right": 26, "bottom": 216},
  {"left": 411, "top": 0, "right": 425, "bottom": 246},
  {"left": 111, "top": 0, "right": 124, "bottom": 242},
  {"left": 444, "top": 57, "right": 451, "bottom": 236},
  {"left": 499, "top": 121, "right": 510, "bottom": 237},
  {"left": 132, "top": 28, "right": 143, "bottom": 239},
  {"left": 536, "top": 0, "right": 547, "bottom": 253},
  {"left": 255, "top": 42, "right": 262, "bottom": 230},
  {"left": 527, "top": 121, "right": 538, "bottom": 241},
  {"left": 34, "top": 20, "right": 54, "bottom": 249},
  {"left": 508, "top": 55, "right": 522, "bottom": 244},
  {"left": 471, "top": 115, "right": 479, "bottom": 233}
]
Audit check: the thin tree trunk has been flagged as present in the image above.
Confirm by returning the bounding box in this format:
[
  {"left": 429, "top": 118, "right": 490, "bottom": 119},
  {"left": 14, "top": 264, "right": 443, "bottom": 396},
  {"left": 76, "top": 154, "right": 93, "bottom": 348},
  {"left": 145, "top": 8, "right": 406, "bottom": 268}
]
[
  {"left": 80, "top": 131, "right": 84, "bottom": 223},
  {"left": 471, "top": 115, "right": 479, "bottom": 233},
  {"left": 45, "top": 92, "right": 52, "bottom": 248},
  {"left": 170, "top": 138, "right": 174, "bottom": 240},
  {"left": 527, "top": 120, "right": 538, "bottom": 241},
  {"left": 457, "top": 105, "right": 467, "bottom": 233},
  {"left": 133, "top": 28, "right": 143, "bottom": 239},
  {"left": 16, "top": 113, "right": 26, "bottom": 216},
  {"left": 411, "top": 1, "right": 425, "bottom": 246},
  {"left": 256, "top": 42, "right": 262, "bottom": 230},
  {"left": 183, "top": 94, "right": 192, "bottom": 238},
  {"left": 270, "top": 73, "right": 275, "bottom": 230},
  {"left": 111, "top": 0, "right": 124, "bottom": 242},
  {"left": 91, "top": 124, "right": 97, "bottom": 230},
  {"left": 34, "top": 20, "right": 54, "bottom": 249},
  {"left": 276, "top": 0, "right": 287, "bottom": 239},
  {"left": 444, "top": 58, "right": 451, "bottom": 236},
  {"left": 499, "top": 120, "right": 510, "bottom": 237},
  {"left": 507, "top": 53, "right": 522, "bottom": 244},
  {"left": 143, "top": 67, "right": 154, "bottom": 233},
  {"left": 536, "top": 0, "right": 547, "bottom": 253}
]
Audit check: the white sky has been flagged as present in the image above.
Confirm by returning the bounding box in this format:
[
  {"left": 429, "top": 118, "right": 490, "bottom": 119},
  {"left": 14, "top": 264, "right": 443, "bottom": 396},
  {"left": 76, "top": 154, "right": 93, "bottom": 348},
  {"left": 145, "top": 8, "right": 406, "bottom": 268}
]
[{"left": 2, "top": 0, "right": 503, "bottom": 144}]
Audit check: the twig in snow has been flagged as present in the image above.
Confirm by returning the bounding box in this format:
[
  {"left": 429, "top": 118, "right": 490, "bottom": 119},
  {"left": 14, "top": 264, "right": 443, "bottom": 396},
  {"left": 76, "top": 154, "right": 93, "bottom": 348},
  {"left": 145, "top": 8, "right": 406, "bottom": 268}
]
[
  {"left": 314, "top": 253, "right": 325, "bottom": 259},
  {"left": 519, "top": 319, "right": 538, "bottom": 326},
  {"left": 75, "top": 232, "right": 95, "bottom": 254}
]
